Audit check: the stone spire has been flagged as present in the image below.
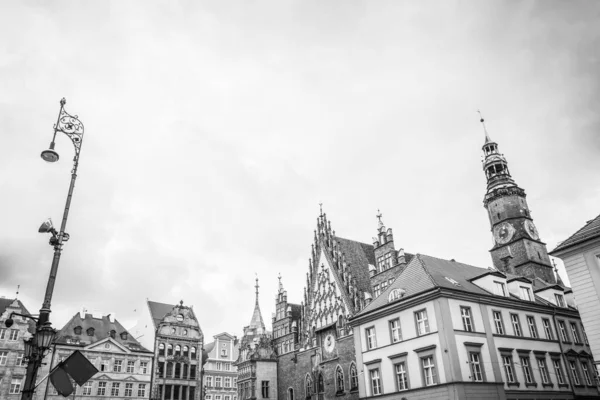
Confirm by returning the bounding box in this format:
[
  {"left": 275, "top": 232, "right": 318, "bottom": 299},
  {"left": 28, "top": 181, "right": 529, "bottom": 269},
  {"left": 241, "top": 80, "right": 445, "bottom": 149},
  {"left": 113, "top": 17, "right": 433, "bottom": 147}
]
[{"left": 249, "top": 276, "right": 266, "bottom": 333}]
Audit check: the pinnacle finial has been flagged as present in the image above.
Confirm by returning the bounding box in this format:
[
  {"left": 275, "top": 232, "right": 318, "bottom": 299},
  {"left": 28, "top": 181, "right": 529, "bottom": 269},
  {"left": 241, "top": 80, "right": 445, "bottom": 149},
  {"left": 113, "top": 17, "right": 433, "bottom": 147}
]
[
  {"left": 319, "top": 202, "right": 323, "bottom": 217},
  {"left": 477, "top": 110, "right": 492, "bottom": 144},
  {"left": 278, "top": 273, "right": 283, "bottom": 291},
  {"left": 255, "top": 274, "right": 260, "bottom": 303},
  {"left": 376, "top": 209, "right": 384, "bottom": 228}
]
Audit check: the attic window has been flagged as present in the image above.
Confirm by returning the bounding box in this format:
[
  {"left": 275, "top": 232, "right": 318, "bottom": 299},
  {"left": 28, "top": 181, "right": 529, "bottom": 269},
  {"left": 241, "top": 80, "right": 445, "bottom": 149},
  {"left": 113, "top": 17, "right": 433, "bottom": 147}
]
[
  {"left": 388, "top": 288, "right": 405, "bottom": 303},
  {"left": 445, "top": 277, "right": 460, "bottom": 286},
  {"left": 86, "top": 328, "right": 95, "bottom": 336},
  {"left": 74, "top": 326, "right": 82, "bottom": 335},
  {"left": 110, "top": 330, "right": 116, "bottom": 339},
  {"left": 120, "top": 332, "right": 128, "bottom": 341}
]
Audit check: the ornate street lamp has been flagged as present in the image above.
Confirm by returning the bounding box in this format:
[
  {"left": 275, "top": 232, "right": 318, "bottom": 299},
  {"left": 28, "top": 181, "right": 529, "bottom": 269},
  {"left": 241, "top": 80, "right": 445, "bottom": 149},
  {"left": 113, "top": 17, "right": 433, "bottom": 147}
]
[{"left": 19, "top": 98, "right": 85, "bottom": 400}]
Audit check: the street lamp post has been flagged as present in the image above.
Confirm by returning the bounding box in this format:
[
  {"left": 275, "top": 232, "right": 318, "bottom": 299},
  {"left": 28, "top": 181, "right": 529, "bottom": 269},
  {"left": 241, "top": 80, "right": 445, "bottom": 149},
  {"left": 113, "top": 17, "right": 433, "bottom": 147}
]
[{"left": 20, "top": 98, "right": 85, "bottom": 400}]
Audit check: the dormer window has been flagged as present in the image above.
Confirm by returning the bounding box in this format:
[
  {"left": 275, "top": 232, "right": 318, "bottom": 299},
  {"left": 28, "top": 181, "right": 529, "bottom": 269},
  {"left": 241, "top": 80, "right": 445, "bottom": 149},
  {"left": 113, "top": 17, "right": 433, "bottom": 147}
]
[
  {"left": 555, "top": 293, "right": 566, "bottom": 307},
  {"left": 494, "top": 281, "right": 507, "bottom": 296},
  {"left": 109, "top": 330, "right": 116, "bottom": 339},
  {"left": 86, "top": 328, "right": 95, "bottom": 336},
  {"left": 368, "top": 264, "right": 376, "bottom": 277},
  {"left": 388, "top": 288, "right": 405, "bottom": 303},
  {"left": 74, "top": 326, "right": 82, "bottom": 335},
  {"left": 520, "top": 286, "right": 532, "bottom": 301},
  {"left": 120, "top": 332, "right": 128, "bottom": 341}
]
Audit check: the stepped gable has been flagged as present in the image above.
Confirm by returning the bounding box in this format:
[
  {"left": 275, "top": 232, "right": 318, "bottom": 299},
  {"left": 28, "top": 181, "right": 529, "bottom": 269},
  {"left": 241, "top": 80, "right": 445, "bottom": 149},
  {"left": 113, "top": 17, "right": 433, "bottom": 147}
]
[
  {"left": 551, "top": 213, "right": 600, "bottom": 253},
  {"left": 147, "top": 300, "right": 175, "bottom": 329},
  {"left": 56, "top": 312, "right": 152, "bottom": 353},
  {"left": 335, "top": 237, "right": 376, "bottom": 295},
  {"left": 0, "top": 299, "right": 36, "bottom": 334}
]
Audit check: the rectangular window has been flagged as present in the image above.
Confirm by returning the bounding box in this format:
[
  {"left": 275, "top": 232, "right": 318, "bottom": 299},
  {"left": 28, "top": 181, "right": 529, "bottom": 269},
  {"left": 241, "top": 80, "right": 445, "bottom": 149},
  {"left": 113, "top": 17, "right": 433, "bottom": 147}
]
[
  {"left": 0, "top": 351, "right": 8, "bottom": 365},
  {"left": 537, "top": 358, "right": 550, "bottom": 384},
  {"left": 542, "top": 318, "right": 554, "bottom": 340},
  {"left": 570, "top": 322, "right": 581, "bottom": 343},
  {"left": 216, "top": 377, "right": 222, "bottom": 387},
  {"left": 207, "top": 376, "right": 213, "bottom": 387},
  {"left": 555, "top": 293, "right": 565, "bottom": 307},
  {"left": 493, "top": 311, "right": 505, "bottom": 335},
  {"left": 9, "top": 329, "right": 19, "bottom": 341},
  {"left": 114, "top": 359, "right": 123, "bottom": 372},
  {"left": 510, "top": 314, "right": 522, "bottom": 337},
  {"left": 82, "top": 382, "right": 92, "bottom": 396},
  {"left": 381, "top": 280, "right": 388, "bottom": 291},
  {"left": 16, "top": 353, "right": 24, "bottom": 367},
  {"left": 502, "top": 356, "right": 515, "bottom": 383},
  {"left": 366, "top": 327, "right": 377, "bottom": 349},
  {"left": 125, "top": 383, "right": 133, "bottom": 397},
  {"left": 370, "top": 369, "right": 381, "bottom": 395},
  {"left": 526, "top": 316, "right": 538, "bottom": 338},
  {"left": 225, "top": 377, "right": 231, "bottom": 388},
  {"left": 216, "top": 362, "right": 222, "bottom": 370},
  {"left": 520, "top": 286, "right": 532, "bottom": 301},
  {"left": 111, "top": 382, "right": 120, "bottom": 396},
  {"left": 138, "top": 384, "right": 146, "bottom": 397},
  {"left": 261, "top": 381, "right": 269, "bottom": 398},
  {"left": 422, "top": 356, "right": 437, "bottom": 386},
  {"left": 140, "top": 361, "right": 148, "bottom": 374},
  {"left": 9, "top": 378, "right": 22, "bottom": 394},
  {"left": 494, "top": 281, "right": 506, "bottom": 296},
  {"left": 461, "top": 307, "right": 473, "bottom": 332},
  {"left": 469, "top": 352, "right": 483, "bottom": 382},
  {"left": 373, "top": 284, "right": 381, "bottom": 298},
  {"left": 521, "top": 357, "right": 534, "bottom": 384},
  {"left": 395, "top": 362, "right": 408, "bottom": 390},
  {"left": 569, "top": 360, "right": 580, "bottom": 385},
  {"left": 0, "top": 328, "right": 5, "bottom": 339},
  {"left": 377, "top": 252, "right": 393, "bottom": 272},
  {"left": 127, "top": 360, "right": 135, "bottom": 373},
  {"left": 225, "top": 363, "right": 231, "bottom": 371},
  {"left": 553, "top": 359, "right": 565, "bottom": 384},
  {"left": 558, "top": 321, "right": 569, "bottom": 342},
  {"left": 582, "top": 362, "right": 593, "bottom": 385},
  {"left": 97, "top": 382, "right": 107, "bottom": 395},
  {"left": 415, "top": 309, "right": 430, "bottom": 336},
  {"left": 389, "top": 319, "right": 402, "bottom": 343}
]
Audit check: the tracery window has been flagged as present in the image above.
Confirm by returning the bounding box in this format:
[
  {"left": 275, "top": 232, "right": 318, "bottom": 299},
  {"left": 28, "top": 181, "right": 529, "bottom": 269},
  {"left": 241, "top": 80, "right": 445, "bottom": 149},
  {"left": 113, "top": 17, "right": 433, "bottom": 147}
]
[
  {"left": 335, "top": 366, "right": 344, "bottom": 393},
  {"left": 349, "top": 363, "right": 358, "bottom": 391},
  {"left": 305, "top": 375, "right": 313, "bottom": 399}
]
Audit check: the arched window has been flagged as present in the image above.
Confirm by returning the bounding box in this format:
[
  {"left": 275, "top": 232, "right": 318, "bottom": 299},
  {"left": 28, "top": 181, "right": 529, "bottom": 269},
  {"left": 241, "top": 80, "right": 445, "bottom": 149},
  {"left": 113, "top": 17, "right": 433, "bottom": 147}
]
[
  {"left": 305, "top": 374, "right": 313, "bottom": 399},
  {"left": 288, "top": 387, "right": 294, "bottom": 400},
  {"left": 158, "top": 343, "right": 165, "bottom": 356},
  {"left": 167, "top": 344, "right": 173, "bottom": 356},
  {"left": 183, "top": 345, "right": 189, "bottom": 357},
  {"left": 175, "top": 345, "right": 181, "bottom": 356},
  {"left": 349, "top": 363, "right": 358, "bottom": 391},
  {"left": 335, "top": 365, "right": 344, "bottom": 393},
  {"left": 166, "top": 362, "right": 173, "bottom": 377},
  {"left": 317, "top": 372, "right": 324, "bottom": 394},
  {"left": 86, "top": 327, "right": 94, "bottom": 336},
  {"left": 191, "top": 346, "right": 197, "bottom": 360}
]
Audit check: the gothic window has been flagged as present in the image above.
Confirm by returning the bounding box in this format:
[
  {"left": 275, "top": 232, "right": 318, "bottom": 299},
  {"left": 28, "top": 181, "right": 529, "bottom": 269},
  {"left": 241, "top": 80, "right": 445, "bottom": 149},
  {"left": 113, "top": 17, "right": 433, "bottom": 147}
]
[
  {"left": 317, "top": 373, "right": 324, "bottom": 394},
  {"left": 335, "top": 366, "right": 344, "bottom": 393},
  {"left": 305, "top": 375, "right": 313, "bottom": 399},
  {"left": 349, "top": 363, "right": 358, "bottom": 391},
  {"left": 159, "top": 343, "right": 165, "bottom": 356}
]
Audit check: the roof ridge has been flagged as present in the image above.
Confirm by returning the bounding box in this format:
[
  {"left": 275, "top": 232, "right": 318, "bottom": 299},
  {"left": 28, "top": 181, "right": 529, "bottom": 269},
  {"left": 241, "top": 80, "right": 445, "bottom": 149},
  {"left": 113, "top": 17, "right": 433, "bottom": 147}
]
[
  {"left": 415, "top": 254, "right": 443, "bottom": 287},
  {"left": 553, "top": 212, "right": 600, "bottom": 252}
]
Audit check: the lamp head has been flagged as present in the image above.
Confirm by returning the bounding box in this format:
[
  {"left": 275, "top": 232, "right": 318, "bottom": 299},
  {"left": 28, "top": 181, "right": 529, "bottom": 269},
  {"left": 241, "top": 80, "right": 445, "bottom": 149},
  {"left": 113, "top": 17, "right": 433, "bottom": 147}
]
[
  {"left": 41, "top": 141, "right": 59, "bottom": 162},
  {"left": 38, "top": 219, "right": 55, "bottom": 234},
  {"left": 4, "top": 318, "right": 14, "bottom": 328}
]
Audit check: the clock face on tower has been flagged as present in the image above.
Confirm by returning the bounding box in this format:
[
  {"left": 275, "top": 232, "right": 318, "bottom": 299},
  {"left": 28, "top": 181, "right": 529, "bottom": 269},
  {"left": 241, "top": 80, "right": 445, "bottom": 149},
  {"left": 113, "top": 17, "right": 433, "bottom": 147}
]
[
  {"left": 524, "top": 220, "right": 539, "bottom": 240},
  {"left": 324, "top": 334, "right": 336, "bottom": 353},
  {"left": 493, "top": 222, "right": 515, "bottom": 245}
]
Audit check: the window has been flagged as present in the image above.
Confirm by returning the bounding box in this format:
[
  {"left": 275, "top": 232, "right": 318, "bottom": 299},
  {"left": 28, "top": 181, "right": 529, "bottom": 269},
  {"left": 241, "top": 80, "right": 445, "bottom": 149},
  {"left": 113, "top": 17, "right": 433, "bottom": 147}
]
[
  {"left": 493, "top": 311, "right": 505, "bottom": 335},
  {"left": 537, "top": 358, "right": 550, "bottom": 384},
  {"left": 225, "top": 377, "right": 231, "bottom": 388},
  {"left": 520, "top": 356, "right": 534, "bottom": 384},
  {"left": 582, "top": 362, "right": 593, "bottom": 385},
  {"left": 555, "top": 293, "right": 565, "bottom": 307},
  {"left": 87, "top": 327, "right": 95, "bottom": 336},
  {"left": 377, "top": 252, "right": 393, "bottom": 272},
  {"left": 111, "top": 382, "right": 120, "bottom": 396},
  {"left": 510, "top": 314, "right": 522, "bottom": 337},
  {"left": 526, "top": 316, "right": 538, "bottom": 338},
  {"left": 558, "top": 321, "right": 569, "bottom": 342},
  {"left": 261, "top": 381, "right": 269, "bottom": 398},
  {"left": 553, "top": 359, "right": 565, "bottom": 384},
  {"left": 373, "top": 284, "right": 381, "bottom": 298},
  {"left": 206, "top": 376, "right": 213, "bottom": 387},
  {"left": 570, "top": 322, "right": 581, "bottom": 343},
  {"left": 542, "top": 319, "right": 554, "bottom": 340},
  {"left": 16, "top": 353, "right": 24, "bottom": 366},
  {"left": 114, "top": 359, "right": 123, "bottom": 372},
  {"left": 389, "top": 319, "right": 402, "bottom": 343},
  {"left": 109, "top": 330, "right": 116, "bottom": 339},
  {"left": 469, "top": 352, "right": 483, "bottom": 382},
  {"left": 415, "top": 309, "right": 430, "bottom": 336},
  {"left": 395, "top": 362, "right": 408, "bottom": 390},
  {"left": 422, "top": 356, "right": 437, "bottom": 386},
  {"left": 159, "top": 343, "right": 165, "bottom": 356},
  {"left": 494, "top": 281, "right": 506, "bottom": 296},
  {"left": 190, "top": 364, "right": 196, "bottom": 379},
  {"left": 127, "top": 360, "right": 135, "bottom": 373},
  {"left": 183, "top": 345, "right": 189, "bottom": 357},
  {"left": 175, "top": 345, "right": 181, "bottom": 356},
  {"left": 140, "top": 361, "right": 148, "bottom": 374},
  {"left": 225, "top": 363, "right": 231, "bottom": 371},
  {"left": 349, "top": 363, "right": 358, "bottom": 391},
  {"left": 0, "top": 328, "right": 5, "bottom": 339},
  {"left": 9, "top": 329, "right": 18, "bottom": 341},
  {"left": 381, "top": 280, "right": 388, "bottom": 292},
  {"left": 461, "top": 307, "right": 473, "bottom": 332},
  {"left": 388, "top": 289, "right": 403, "bottom": 302},
  {"left": 502, "top": 356, "right": 515, "bottom": 383},
  {"left": 175, "top": 363, "right": 182, "bottom": 378},
  {"left": 569, "top": 360, "right": 580, "bottom": 385},
  {"left": 9, "top": 378, "right": 22, "bottom": 394},
  {"left": 74, "top": 326, "right": 82, "bottom": 335},
  {"left": 216, "top": 362, "right": 222, "bottom": 370},
  {"left": 82, "top": 382, "right": 92, "bottom": 395},
  {"left": 120, "top": 332, "right": 128, "bottom": 340},
  {"left": 365, "top": 327, "right": 376, "bottom": 349},
  {"left": 369, "top": 369, "right": 382, "bottom": 395},
  {"left": 191, "top": 347, "right": 197, "bottom": 359},
  {"left": 125, "top": 383, "right": 133, "bottom": 397},
  {"left": 138, "top": 384, "right": 146, "bottom": 397},
  {"left": 288, "top": 388, "right": 294, "bottom": 400},
  {"left": 216, "top": 377, "right": 222, "bottom": 387},
  {"left": 167, "top": 344, "right": 173, "bottom": 356},
  {"left": 97, "top": 382, "right": 107, "bottom": 395},
  {"left": 520, "top": 286, "right": 532, "bottom": 301},
  {"left": 100, "top": 360, "right": 109, "bottom": 372},
  {"left": 305, "top": 375, "right": 313, "bottom": 397},
  {"left": 335, "top": 366, "right": 344, "bottom": 393},
  {"left": 1, "top": 351, "right": 10, "bottom": 365}
]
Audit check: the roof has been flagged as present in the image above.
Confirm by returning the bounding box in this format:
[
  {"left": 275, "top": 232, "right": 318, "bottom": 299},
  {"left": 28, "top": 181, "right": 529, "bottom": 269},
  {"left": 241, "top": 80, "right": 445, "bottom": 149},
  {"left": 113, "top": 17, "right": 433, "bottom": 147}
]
[
  {"left": 248, "top": 299, "right": 266, "bottom": 332},
  {"left": 336, "top": 237, "right": 376, "bottom": 295},
  {"left": 0, "top": 298, "right": 14, "bottom": 317},
  {"left": 552, "top": 213, "right": 600, "bottom": 253},
  {"left": 56, "top": 313, "right": 152, "bottom": 353},
  {"left": 0, "top": 298, "right": 36, "bottom": 334},
  {"left": 147, "top": 300, "right": 175, "bottom": 329}
]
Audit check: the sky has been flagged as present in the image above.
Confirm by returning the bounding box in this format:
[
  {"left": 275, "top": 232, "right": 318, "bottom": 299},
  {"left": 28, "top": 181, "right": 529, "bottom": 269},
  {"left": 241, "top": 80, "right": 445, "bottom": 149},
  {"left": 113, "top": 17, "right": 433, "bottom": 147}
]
[{"left": 1, "top": 0, "right": 599, "bottom": 350}]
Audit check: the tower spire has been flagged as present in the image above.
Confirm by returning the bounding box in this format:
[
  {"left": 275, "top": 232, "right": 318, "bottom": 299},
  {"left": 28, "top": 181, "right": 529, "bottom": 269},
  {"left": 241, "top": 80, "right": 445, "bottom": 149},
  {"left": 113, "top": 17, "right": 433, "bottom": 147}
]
[
  {"left": 477, "top": 110, "right": 493, "bottom": 144},
  {"left": 255, "top": 274, "right": 260, "bottom": 304},
  {"left": 248, "top": 274, "right": 266, "bottom": 333}
]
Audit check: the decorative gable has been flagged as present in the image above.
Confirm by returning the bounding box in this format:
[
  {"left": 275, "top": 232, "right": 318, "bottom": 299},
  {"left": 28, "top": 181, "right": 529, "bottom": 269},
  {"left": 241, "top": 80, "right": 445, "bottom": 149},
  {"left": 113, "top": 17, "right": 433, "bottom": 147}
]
[
  {"left": 309, "top": 249, "right": 349, "bottom": 330},
  {"left": 86, "top": 337, "right": 130, "bottom": 354}
]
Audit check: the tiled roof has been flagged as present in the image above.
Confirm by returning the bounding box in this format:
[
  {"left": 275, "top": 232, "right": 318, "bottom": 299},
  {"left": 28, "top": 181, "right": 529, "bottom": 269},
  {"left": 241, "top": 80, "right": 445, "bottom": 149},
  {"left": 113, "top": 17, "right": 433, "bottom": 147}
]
[
  {"left": 56, "top": 313, "right": 152, "bottom": 353},
  {"left": 0, "top": 298, "right": 14, "bottom": 317},
  {"left": 336, "top": 237, "right": 376, "bottom": 295},
  {"left": 249, "top": 299, "right": 266, "bottom": 332},
  {"left": 147, "top": 300, "right": 175, "bottom": 329},
  {"left": 0, "top": 298, "right": 36, "bottom": 334},
  {"left": 288, "top": 303, "right": 302, "bottom": 321},
  {"left": 552, "top": 213, "right": 600, "bottom": 253}
]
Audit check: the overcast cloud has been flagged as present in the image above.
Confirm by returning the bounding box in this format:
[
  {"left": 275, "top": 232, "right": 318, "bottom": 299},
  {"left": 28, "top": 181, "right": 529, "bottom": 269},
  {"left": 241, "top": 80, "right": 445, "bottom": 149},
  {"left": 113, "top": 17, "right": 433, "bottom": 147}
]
[{"left": 1, "top": 0, "right": 599, "bottom": 349}]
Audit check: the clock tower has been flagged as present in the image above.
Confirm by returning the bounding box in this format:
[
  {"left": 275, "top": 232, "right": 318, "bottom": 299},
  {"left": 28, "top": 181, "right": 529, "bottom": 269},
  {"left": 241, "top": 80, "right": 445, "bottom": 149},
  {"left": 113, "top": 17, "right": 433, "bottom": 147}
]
[{"left": 479, "top": 115, "right": 555, "bottom": 283}]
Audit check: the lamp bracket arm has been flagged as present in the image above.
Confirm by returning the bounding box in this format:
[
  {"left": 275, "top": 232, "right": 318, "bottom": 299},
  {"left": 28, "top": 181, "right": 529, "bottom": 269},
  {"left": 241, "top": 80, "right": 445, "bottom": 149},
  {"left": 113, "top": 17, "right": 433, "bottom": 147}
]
[{"left": 8, "top": 312, "right": 39, "bottom": 323}]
